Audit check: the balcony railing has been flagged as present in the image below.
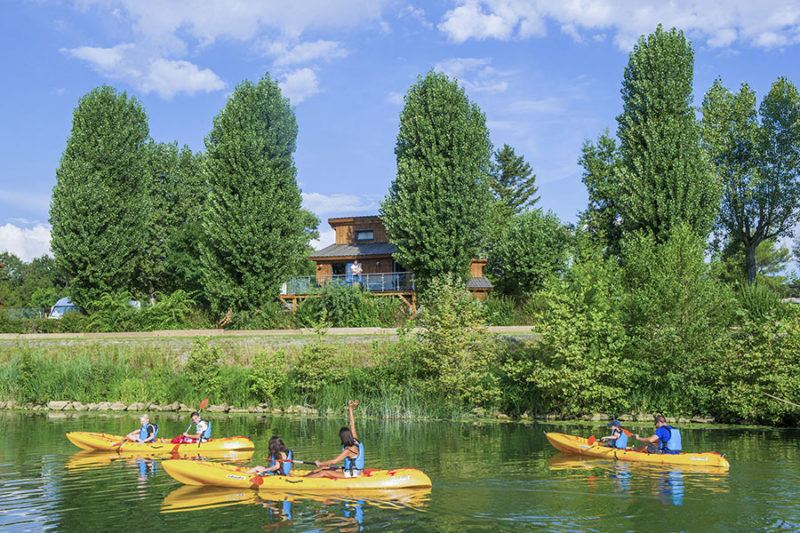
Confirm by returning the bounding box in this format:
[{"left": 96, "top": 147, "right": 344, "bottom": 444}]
[{"left": 283, "top": 272, "right": 415, "bottom": 295}]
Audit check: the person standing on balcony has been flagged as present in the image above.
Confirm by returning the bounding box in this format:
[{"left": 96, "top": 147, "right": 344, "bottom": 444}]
[{"left": 350, "top": 260, "right": 363, "bottom": 285}]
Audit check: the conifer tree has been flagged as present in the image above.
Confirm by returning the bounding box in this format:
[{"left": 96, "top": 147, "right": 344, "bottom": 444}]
[
  {"left": 380, "top": 71, "right": 493, "bottom": 287},
  {"left": 200, "top": 74, "right": 309, "bottom": 315},
  {"left": 615, "top": 25, "right": 720, "bottom": 242},
  {"left": 49, "top": 86, "right": 149, "bottom": 309},
  {"left": 489, "top": 144, "right": 539, "bottom": 214}
]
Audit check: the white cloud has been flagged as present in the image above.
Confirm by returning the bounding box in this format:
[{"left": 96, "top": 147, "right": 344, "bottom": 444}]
[
  {"left": 508, "top": 97, "right": 565, "bottom": 114},
  {"left": 62, "top": 44, "right": 224, "bottom": 98},
  {"left": 265, "top": 40, "right": 348, "bottom": 66},
  {"left": 399, "top": 5, "right": 433, "bottom": 29},
  {"left": 302, "top": 192, "right": 377, "bottom": 216},
  {"left": 438, "top": 1, "right": 800, "bottom": 50},
  {"left": 310, "top": 230, "right": 336, "bottom": 250},
  {"left": 279, "top": 68, "right": 320, "bottom": 104},
  {"left": 0, "top": 224, "right": 51, "bottom": 262},
  {"left": 386, "top": 91, "right": 404, "bottom": 105},
  {"left": 434, "top": 57, "right": 511, "bottom": 93}
]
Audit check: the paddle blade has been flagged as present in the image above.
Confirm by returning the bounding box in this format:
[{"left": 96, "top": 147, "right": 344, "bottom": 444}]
[
  {"left": 622, "top": 428, "right": 633, "bottom": 437},
  {"left": 587, "top": 436, "right": 596, "bottom": 446},
  {"left": 199, "top": 397, "right": 209, "bottom": 410}
]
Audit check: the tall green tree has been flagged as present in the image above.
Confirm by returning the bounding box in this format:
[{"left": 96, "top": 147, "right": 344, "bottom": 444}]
[
  {"left": 141, "top": 142, "right": 206, "bottom": 299},
  {"left": 702, "top": 77, "right": 800, "bottom": 283},
  {"left": 487, "top": 210, "right": 569, "bottom": 296},
  {"left": 616, "top": 25, "right": 719, "bottom": 242},
  {"left": 50, "top": 85, "right": 149, "bottom": 309},
  {"left": 578, "top": 130, "right": 622, "bottom": 256},
  {"left": 489, "top": 144, "right": 539, "bottom": 214},
  {"left": 380, "top": 71, "right": 493, "bottom": 287},
  {"left": 200, "top": 74, "right": 310, "bottom": 315}
]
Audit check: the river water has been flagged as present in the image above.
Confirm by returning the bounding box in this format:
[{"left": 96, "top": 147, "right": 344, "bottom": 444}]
[{"left": 0, "top": 411, "right": 797, "bottom": 532}]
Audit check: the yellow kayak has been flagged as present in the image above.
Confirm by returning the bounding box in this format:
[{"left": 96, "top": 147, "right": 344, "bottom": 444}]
[
  {"left": 66, "top": 432, "right": 254, "bottom": 453},
  {"left": 66, "top": 449, "right": 254, "bottom": 470},
  {"left": 162, "top": 459, "right": 433, "bottom": 490},
  {"left": 545, "top": 432, "right": 730, "bottom": 470},
  {"left": 161, "top": 485, "right": 432, "bottom": 513}
]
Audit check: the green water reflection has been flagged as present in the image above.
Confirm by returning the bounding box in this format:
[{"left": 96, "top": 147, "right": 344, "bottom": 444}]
[{"left": 0, "top": 411, "right": 798, "bottom": 531}]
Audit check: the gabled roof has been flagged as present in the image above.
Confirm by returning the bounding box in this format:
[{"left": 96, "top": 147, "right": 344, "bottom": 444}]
[{"left": 309, "top": 243, "right": 397, "bottom": 259}]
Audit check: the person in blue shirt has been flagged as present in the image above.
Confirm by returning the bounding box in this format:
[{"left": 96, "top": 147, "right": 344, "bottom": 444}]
[
  {"left": 633, "top": 414, "right": 681, "bottom": 454},
  {"left": 124, "top": 414, "right": 158, "bottom": 444},
  {"left": 307, "top": 401, "right": 363, "bottom": 479}
]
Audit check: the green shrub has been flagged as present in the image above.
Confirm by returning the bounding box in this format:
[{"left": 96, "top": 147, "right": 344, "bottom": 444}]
[
  {"left": 184, "top": 339, "right": 222, "bottom": 399},
  {"left": 295, "top": 284, "right": 404, "bottom": 327},
  {"left": 736, "top": 282, "right": 784, "bottom": 321},
  {"left": 291, "top": 331, "right": 341, "bottom": 398},
  {"left": 249, "top": 350, "right": 289, "bottom": 403}
]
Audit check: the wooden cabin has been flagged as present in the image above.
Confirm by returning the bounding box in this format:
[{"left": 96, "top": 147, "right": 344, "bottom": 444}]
[{"left": 280, "top": 215, "right": 493, "bottom": 312}]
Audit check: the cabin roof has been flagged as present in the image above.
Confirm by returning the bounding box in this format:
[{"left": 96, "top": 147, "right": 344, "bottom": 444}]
[
  {"left": 309, "top": 242, "right": 397, "bottom": 259},
  {"left": 467, "top": 276, "right": 493, "bottom": 289}
]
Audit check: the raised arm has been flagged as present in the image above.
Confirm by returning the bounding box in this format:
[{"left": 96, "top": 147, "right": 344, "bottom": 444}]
[{"left": 348, "top": 400, "right": 358, "bottom": 440}]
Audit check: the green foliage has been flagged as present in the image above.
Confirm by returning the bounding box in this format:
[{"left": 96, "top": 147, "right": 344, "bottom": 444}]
[
  {"left": 735, "top": 282, "right": 784, "bottom": 321},
  {"left": 50, "top": 85, "right": 149, "bottom": 309},
  {"left": 712, "top": 316, "right": 800, "bottom": 425},
  {"left": 489, "top": 144, "right": 539, "bottom": 214},
  {"left": 512, "top": 242, "right": 631, "bottom": 416},
  {"left": 248, "top": 350, "right": 289, "bottom": 403},
  {"left": 578, "top": 130, "right": 623, "bottom": 256},
  {"left": 616, "top": 25, "right": 720, "bottom": 241},
  {"left": 14, "top": 349, "right": 40, "bottom": 404},
  {"left": 381, "top": 71, "right": 494, "bottom": 287},
  {"left": 292, "top": 331, "right": 341, "bottom": 398},
  {"left": 200, "top": 73, "right": 311, "bottom": 316},
  {"left": 405, "top": 275, "right": 500, "bottom": 407},
  {"left": 141, "top": 142, "right": 206, "bottom": 298},
  {"left": 702, "top": 77, "right": 800, "bottom": 282},
  {"left": 185, "top": 339, "right": 222, "bottom": 399},
  {"left": 225, "top": 303, "right": 294, "bottom": 330},
  {"left": 620, "top": 225, "right": 736, "bottom": 413},
  {"left": 0, "top": 252, "right": 66, "bottom": 309},
  {"left": 295, "top": 284, "right": 403, "bottom": 328},
  {"left": 487, "top": 210, "right": 570, "bottom": 296}
]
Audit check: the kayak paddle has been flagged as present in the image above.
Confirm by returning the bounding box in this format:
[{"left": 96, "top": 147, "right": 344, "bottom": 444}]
[{"left": 587, "top": 436, "right": 597, "bottom": 446}]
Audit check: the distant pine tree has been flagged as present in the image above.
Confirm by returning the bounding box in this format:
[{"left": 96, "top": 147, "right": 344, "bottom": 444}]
[{"left": 489, "top": 144, "right": 539, "bottom": 214}]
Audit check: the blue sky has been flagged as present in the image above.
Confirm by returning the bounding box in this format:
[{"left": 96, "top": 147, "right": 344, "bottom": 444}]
[{"left": 2, "top": 1, "right": 800, "bottom": 262}]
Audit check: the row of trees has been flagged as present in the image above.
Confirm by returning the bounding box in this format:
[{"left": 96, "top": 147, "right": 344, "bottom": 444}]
[
  {"left": 10, "top": 23, "right": 799, "bottom": 324},
  {"left": 49, "top": 79, "right": 316, "bottom": 315}
]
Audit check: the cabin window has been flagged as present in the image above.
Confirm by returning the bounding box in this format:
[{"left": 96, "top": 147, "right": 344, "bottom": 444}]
[
  {"left": 355, "top": 230, "right": 374, "bottom": 241},
  {"left": 332, "top": 263, "right": 346, "bottom": 276}
]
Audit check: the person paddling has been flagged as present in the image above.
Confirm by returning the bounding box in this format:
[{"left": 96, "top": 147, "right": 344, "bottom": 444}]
[
  {"left": 306, "top": 401, "right": 363, "bottom": 479},
  {"left": 124, "top": 414, "right": 158, "bottom": 444},
  {"left": 171, "top": 411, "right": 211, "bottom": 444},
  {"left": 247, "top": 436, "right": 293, "bottom": 476},
  {"left": 633, "top": 414, "right": 682, "bottom": 454}
]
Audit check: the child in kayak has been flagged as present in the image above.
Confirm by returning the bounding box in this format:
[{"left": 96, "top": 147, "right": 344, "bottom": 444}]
[
  {"left": 306, "top": 401, "right": 363, "bottom": 479},
  {"left": 171, "top": 411, "right": 211, "bottom": 444},
  {"left": 247, "top": 436, "right": 293, "bottom": 476},
  {"left": 123, "top": 414, "right": 158, "bottom": 444},
  {"left": 600, "top": 420, "right": 628, "bottom": 449}
]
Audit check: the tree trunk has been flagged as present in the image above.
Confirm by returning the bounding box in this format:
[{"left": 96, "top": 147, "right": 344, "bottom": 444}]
[{"left": 744, "top": 242, "right": 758, "bottom": 283}]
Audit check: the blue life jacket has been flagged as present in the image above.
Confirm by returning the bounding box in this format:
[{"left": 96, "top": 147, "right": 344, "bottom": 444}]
[
  {"left": 613, "top": 430, "right": 628, "bottom": 449},
  {"left": 194, "top": 420, "right": 211, "bottom": 441},
  {"left": 269, "top": 450, "right": 293, "bottom": 476},
  {"left": 342, "top": 440, "right": 365, "bottom": 471},
  {"left": 662, "top": 426, "right": 682, "bottom": 453},
  {"left": 139, "top": 423, "right": 158, "bottom": 442}
]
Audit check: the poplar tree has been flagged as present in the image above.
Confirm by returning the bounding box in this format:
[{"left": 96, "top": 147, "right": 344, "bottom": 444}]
[
  {"left": 49, "top": 86, "right": 149, "bottom": 309},
  {"left": 380, "top": 71, "right": 493, "bottom": 287},
  {"left": 200, "top": 74, "right": 308, "bottom": 315},
  {"left": 615, "top": 25, "right": 719, "bottom": 242},
  {"left": 489, "top": 144, "right": 539, "bottom": 214},
  {"left": 702, "top": 77, "right": 800, "bottom": 283},
  {"left": 579, "top": 130, "right": 623, "bottom": 256}
]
